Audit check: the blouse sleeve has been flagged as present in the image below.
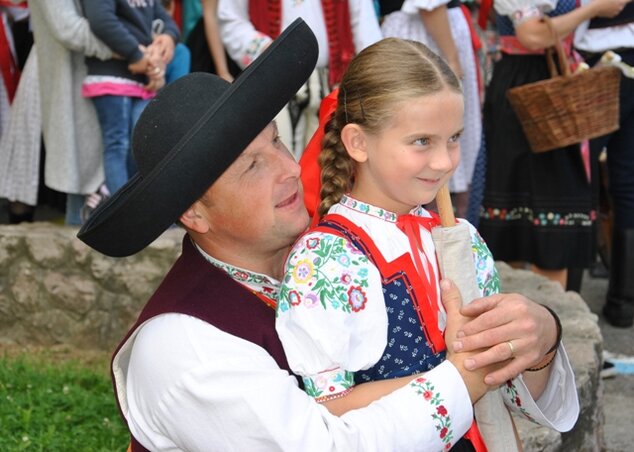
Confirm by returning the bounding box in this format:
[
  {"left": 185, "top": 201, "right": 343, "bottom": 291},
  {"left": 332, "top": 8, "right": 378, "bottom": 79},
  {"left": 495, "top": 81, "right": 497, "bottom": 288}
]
[
  {"left": 276, "top": 230, "right": 389, "bottom": 401},
  {"left": 494, "top": 0, "right": 558, "bottom": 25},
  {"left": 467, "top": 223, "right": 580, "bottom": 431},
  {"left": 217, "top": 0, "right": 273, "bottom": 68},
  {"left": 401, "top": 0, "right": 453, "bottom": 14}
]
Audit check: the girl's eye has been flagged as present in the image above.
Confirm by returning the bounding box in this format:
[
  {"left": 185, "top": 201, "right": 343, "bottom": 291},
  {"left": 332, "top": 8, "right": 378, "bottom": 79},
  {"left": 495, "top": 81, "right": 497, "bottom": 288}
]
[
  {"left": 449, "top": 132, "right": 463, "bottom": 143},
  {"left": 413, "top": 137, "right": 430, "bottom": 146},
  {"left": 273, "top": 134, "right": 282, "bottom": 146},
  {"left": 247, "top": 159, "right": 257, "bottom": 171}
]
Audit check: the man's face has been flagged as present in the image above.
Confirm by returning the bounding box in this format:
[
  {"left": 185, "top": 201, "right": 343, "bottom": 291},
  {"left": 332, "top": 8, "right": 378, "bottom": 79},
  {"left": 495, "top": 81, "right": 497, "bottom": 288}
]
[{"left": 197, "top": 123, "right": 309, "bottom": 258}]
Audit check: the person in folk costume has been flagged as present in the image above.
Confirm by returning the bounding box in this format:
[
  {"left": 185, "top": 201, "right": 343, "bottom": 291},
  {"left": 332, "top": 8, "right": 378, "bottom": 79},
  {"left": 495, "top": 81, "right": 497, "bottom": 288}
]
[
  {"left": 218, "top": 0, "right": 382, "bottom": 160},
  {"left": 574, "top": 1, "right": 634, "bottom": 327},
  {"left": 477, "top": 0, "right": 628, "bottom": 290},
  {"left": 278, "top": 38, "right": 579, "bottom": 451},
  {"left": 381, "top": 0, "right": 484, "bottom": 219},
  {"left": 78, "top": 22, "right": 510, "bottom": 451},
  {"left": 0, "top": 0, "right": 33, "bottom": 224}
]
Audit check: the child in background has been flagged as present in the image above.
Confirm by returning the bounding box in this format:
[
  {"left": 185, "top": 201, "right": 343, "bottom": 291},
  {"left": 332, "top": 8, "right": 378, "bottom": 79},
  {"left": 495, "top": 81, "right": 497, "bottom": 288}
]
[
  {"left": 81, "top": 0, "right": 179, "bottom": 198},
  {"left": 276, "top": 38, "right": 578, "bottom": 451},
  {"left": 160, "top": 0, "right": 191, "bottom": 84}
]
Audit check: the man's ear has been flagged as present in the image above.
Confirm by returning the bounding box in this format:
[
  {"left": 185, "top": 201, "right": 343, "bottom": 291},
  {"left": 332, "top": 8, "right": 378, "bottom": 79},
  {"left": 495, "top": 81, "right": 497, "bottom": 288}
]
[
  {"left": 179, "top": 204, "right": 210, "bottom": 234},
  {"left": 341, "top": 123, "right": 368, "bottom": 163}
]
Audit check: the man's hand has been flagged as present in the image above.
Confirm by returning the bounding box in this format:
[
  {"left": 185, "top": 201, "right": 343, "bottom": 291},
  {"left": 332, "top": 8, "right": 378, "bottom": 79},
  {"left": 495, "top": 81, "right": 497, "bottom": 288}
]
[{"left": 451, "top": 293, "right": 558, "bottom": 386}]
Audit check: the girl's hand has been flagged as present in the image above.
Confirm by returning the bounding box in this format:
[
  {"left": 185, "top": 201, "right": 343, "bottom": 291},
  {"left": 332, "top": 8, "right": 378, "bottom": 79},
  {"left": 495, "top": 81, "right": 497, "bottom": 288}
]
[{"left": 441, "top": 279, "right": 504, "bottom": 402}]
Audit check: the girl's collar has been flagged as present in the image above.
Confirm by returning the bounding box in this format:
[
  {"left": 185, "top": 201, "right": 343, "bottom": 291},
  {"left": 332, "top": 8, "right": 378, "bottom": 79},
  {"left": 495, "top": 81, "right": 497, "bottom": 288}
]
[{"left": 339, "top": 194, "right": 430, "bottom": 222}]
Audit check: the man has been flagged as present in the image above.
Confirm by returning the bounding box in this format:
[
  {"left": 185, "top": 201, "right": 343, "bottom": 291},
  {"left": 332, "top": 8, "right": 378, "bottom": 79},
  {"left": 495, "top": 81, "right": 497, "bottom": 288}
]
[
  {"left": 574, "top": 1, "right": 634, "bottom": 327},
  {"left": 79, "top": 20, "right": 577, "bottom": 451}
]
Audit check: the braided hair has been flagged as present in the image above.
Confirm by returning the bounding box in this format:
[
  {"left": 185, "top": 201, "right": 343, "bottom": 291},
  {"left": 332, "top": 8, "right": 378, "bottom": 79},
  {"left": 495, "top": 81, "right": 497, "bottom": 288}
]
[{"left": 317, "top": 38, "right": 462, "bottom": 218}]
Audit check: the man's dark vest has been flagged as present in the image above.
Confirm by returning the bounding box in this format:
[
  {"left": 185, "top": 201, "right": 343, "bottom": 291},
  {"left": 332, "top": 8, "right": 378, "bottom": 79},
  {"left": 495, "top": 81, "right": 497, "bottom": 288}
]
[{"left": 112, "top": 235, "right": 294, "bottom": 452}]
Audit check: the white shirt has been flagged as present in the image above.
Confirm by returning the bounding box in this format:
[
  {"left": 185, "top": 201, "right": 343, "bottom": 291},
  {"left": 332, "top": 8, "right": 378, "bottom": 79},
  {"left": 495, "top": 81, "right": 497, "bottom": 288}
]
[
  {"left": 113, "top": 223, "right": 578, "bottom": 451},
  {"left": 218, "top": 0, "right": 382, "bottom": 69},
  {"left": 574, "top": 0, "right": 634, "bottom": 52}
]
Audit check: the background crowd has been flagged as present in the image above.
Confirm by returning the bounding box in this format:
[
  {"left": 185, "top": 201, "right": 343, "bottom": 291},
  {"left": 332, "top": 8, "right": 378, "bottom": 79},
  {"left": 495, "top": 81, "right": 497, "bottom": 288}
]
[{"left": 0, "top": 0, "right": 632, "bottom": 328}]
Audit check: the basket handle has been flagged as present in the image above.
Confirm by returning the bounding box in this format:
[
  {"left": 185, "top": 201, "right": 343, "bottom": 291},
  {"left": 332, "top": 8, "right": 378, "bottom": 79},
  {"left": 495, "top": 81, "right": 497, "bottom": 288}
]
[{"left": 543, "top": 16, "right": 571, "bottom": 78}]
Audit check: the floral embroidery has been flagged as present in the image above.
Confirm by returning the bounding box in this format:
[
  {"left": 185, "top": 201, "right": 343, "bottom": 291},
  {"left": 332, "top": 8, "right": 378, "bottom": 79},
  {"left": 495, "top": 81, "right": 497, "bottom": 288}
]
[
  {"left": 278, "top": 234, "right": 371, "bottom": 315},
  {"left": 504, "top": 380, "right": 537, "bottom": 423},
  {"left": 306, "top": 237, "right": 320, "bottom": 249},
  {"left": 340, "top": 194, "right": 398, "bottom": 222},
  {"left": 303, "top": 369, "right": 355, "bottom": 399},
  {"left": 471, "top": 230, "right": 500, "bottom": 296},
  {"left": 288, "top": 290, "right": 301, "bottom": 306},
  {"left": 292, "top": 259, "right": 314, "bottom": 284},
  {"left": 347, "top": 286, "right": 368, "bottom": 312},
  {"left": 410, "top": 377, "right": 454, "bottom": 450},
  {"left": 196, "top": 243, "right": 280, "bottom": 299},
  {"left": 304, "top": 293, "right": 319, "bottom": 308},
  {"left": 480, "top": 206, "right": 595, "bottom": 227},
  {"left": 241, "top": 32, "right": 270, "bottom": 67}
]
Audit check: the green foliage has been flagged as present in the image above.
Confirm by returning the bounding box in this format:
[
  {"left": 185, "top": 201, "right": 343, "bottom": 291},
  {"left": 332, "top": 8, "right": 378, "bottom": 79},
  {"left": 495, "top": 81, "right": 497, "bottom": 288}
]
[{"left": 0, "top": 352, "right": 128, "bottom": 451}]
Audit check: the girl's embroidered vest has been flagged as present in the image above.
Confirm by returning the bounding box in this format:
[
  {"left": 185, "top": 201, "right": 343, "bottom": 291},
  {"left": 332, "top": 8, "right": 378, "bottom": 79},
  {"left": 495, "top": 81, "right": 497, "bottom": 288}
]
[
  {"left": 315, "top": 215, "right": 482, "bottom": 452},
  {"left": 314, "top": 214, "right": 446, "bottom": 383},
  {"left": 113, "top": 236, "right": 294, "bottom": 452}
]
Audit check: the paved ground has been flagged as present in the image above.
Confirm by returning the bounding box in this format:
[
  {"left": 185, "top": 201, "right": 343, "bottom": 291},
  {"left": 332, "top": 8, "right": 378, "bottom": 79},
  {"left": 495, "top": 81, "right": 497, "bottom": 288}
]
[{"left": 580, "top": 270, "right": 634, "bottom": 452}]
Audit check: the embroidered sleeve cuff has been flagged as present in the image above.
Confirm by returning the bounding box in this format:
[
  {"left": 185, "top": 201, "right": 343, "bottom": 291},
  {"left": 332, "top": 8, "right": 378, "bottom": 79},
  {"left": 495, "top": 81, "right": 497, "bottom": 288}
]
[
  {"left": 503, "top": 345, "right": 579, "bottom": 432},
  {"left": 407, "top": 361, "right": 474, "bottom": 450},
  {"left": 303, "top": 368, "right": 356, "bottom": 401},
  {"left": 240, "top": 32, "right": 272, "bottom": 68},
  {"left": 510, "top": 6, "right": 543, "bottom": 26}
]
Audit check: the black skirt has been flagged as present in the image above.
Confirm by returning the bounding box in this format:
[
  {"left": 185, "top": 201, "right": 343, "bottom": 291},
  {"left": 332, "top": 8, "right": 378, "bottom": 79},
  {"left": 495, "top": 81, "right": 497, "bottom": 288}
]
[{"left": 479, "top": 53, "right": 594, "bottom": 269}]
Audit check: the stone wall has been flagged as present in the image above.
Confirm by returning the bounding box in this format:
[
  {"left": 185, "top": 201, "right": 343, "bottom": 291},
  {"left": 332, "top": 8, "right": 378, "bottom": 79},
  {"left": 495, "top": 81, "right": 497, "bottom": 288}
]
[
  {"left": 0, "top": 223, "right": 603, "bottom": 450},
  {"left": 0, "top": 223, "right": 183, "bottom": 350}
]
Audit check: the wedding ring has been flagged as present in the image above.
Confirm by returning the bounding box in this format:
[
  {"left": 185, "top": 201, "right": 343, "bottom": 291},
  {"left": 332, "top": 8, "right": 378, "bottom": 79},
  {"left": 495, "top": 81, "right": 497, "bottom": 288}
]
[{"left": 506, "top": 340, "right": 516, "bottom": 358}]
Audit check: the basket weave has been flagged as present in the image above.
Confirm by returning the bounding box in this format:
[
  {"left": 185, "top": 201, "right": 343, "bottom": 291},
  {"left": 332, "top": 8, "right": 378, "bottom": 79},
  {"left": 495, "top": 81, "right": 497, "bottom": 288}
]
[{"left": 506, "top": 20, "right": 621, "bottom": 153}]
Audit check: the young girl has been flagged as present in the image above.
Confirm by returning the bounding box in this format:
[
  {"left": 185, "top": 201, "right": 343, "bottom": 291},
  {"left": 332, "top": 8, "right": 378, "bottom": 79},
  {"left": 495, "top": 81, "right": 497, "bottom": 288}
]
[{"left": 276, "top": 38, "right": 578, "bottom": 451}]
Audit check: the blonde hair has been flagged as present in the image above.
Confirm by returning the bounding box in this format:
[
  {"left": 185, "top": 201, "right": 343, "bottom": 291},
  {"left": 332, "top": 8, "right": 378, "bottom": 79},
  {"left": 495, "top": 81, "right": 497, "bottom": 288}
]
[{"left": 317, "top": 38, "right": 462, "bottom": 218}]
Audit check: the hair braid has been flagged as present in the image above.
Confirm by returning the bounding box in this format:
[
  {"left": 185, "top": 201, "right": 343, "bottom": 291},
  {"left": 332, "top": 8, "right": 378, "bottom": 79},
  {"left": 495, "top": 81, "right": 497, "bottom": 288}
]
[{"left": 317, "top": 113, "right": 354, "bottom": 218}]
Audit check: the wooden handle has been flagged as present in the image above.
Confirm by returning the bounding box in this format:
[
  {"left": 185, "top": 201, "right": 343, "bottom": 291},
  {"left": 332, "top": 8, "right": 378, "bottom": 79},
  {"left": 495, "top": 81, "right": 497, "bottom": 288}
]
[
  {"left": 436, "top": 184, "right": 456, "bottom": 227},
  {"left": 543, "top": 16, "right": 571, "bottom": 77}
]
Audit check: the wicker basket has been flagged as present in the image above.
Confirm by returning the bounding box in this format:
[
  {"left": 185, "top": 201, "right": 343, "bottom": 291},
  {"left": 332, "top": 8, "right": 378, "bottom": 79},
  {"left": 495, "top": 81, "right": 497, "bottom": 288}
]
[{"left": 506, "top": 20, "right": 621, "bottom": 153}]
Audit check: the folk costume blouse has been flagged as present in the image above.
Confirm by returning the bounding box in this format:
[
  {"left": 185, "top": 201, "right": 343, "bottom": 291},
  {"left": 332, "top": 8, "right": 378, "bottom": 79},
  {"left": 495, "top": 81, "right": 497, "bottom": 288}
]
[
  {"left": 277, "top": 195, "right": 580, "bottom": 442},
  {"left": 117, "top": 237, "right": 481, "bottom": 451}
]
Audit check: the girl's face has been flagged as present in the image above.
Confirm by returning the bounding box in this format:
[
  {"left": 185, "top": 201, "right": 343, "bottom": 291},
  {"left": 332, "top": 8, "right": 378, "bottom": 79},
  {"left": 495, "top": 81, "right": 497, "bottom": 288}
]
[{"left": 350, "top": 89, "right": 464, "bottom": 215}]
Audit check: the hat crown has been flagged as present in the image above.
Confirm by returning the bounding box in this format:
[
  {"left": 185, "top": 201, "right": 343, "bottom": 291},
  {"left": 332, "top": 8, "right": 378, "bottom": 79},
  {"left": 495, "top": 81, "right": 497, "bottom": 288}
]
[{"left": 132, "top": 73, "right": 230, "bottom": 177}]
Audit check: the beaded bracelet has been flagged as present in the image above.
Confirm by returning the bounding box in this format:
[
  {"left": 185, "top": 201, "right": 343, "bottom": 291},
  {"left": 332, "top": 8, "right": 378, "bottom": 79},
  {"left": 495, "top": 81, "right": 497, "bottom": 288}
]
[{"left": 526, "top": 305, "right": 562, "bottom": 372}]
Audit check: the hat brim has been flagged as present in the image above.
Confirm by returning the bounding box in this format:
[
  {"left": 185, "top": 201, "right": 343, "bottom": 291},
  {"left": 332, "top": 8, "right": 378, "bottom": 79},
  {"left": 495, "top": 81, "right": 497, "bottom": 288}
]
[{"left": 77, "top": 19, "right": 318, "bottom": 257}]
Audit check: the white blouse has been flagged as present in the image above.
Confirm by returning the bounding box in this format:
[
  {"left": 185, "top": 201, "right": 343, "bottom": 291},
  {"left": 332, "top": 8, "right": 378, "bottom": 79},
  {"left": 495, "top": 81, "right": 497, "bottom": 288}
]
[
  {"left": 401, "top": 0, "right": 453, "bottom": 13},
  {"left": 494, "top": 0, "right": 557, "bottom": 21},
  {"left": 277, "top": 195, "right": 579, "bottom": 433}
]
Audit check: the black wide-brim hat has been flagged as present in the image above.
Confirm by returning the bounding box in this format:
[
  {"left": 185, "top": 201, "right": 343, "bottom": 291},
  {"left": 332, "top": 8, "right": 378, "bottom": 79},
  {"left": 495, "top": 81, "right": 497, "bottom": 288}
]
[{"left": 77, "top": 19, "right": 318, "bottom": 257}]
